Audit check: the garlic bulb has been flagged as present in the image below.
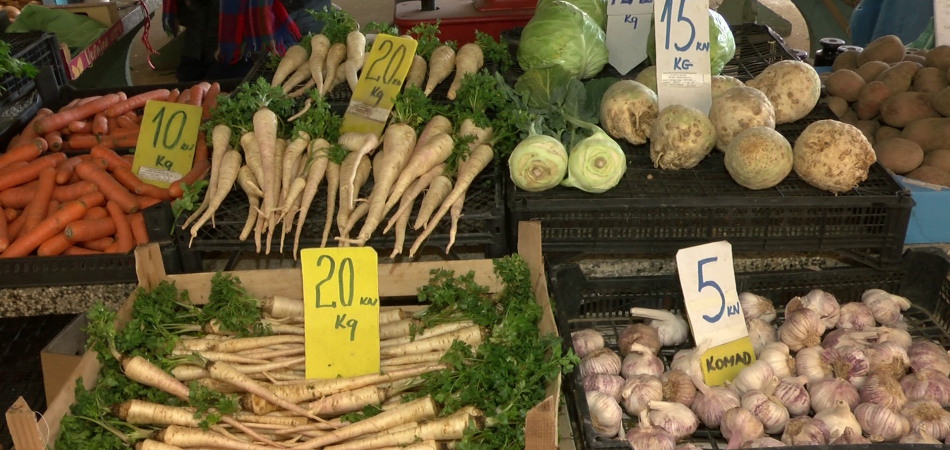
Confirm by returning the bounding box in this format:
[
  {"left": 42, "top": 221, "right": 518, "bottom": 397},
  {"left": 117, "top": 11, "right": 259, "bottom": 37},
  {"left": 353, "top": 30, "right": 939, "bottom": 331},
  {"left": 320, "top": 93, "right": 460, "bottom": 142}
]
[
  {"left": 621, "top": 374, "right": 663, "bottom": 416},
  {"left": 772, "top": 376, "right": 810, "bottom": 417},
  {"left": 808, "top": 377, "right": 860, "bottom": 413},
  {"left": 900, "top": 368, "right": 950, "bottom": 406},
  {"left": 798, "top": 289, "right": 841, "bottom": 328},
  {"left": 899, "top": 428, "right": 943, "bottom": 444},
  {"left": 823, "top": 345, "right": 870, "bottom": 389},
  {"left": 865, "top": 341, "right": 910, "bottom": 380},
  {"left": 821, "top": 329, "right": 876, "bottom": 350},
  {"left": 793, "top": 346, "right": 832, "bottom": 382},
  {"left": 579, "top": 348, "right": 622, "bottom": 378},
  {"left": 908, "top": 340, "right": 950, "bottom": 377},
  {"left": 647, "top": 400, "right": 699, "bottom": 442},
  {"left": 779, "top": 308, "right": 825, "bottom": 352},
  {"left": 900, "top": 400, "right": 950, "bottom": 441},
  {"left": 854, "top": 402, "right": 910, "bottom": 442},
  {"left": 739, "top": 437, "right": 786, "bottom": 448},
  {"left": 622, "top": 343, "right": 664, "bottom": 379},
  {"left": 874, "top": 326, "right": 912, "bottom": 350},
  {"left": 830, "top": 427, "right": 871, "bottom": 444},
  {"left": 781, "top": 416, "right": 830, "bottom": 446},
  {"left": 738, "top": 292, "right": 776, "bottom": 323},
  {"left": 629, "top": 308, "right": 689, "bottom": 347},
  {"left": 660, "top": 370, "right": 697, "bottom": 407},
  {"left": 759, "top": 342, "right": 795, "bottom": 378},
  {"left": 720, "top": 407, "right": 765, "bottom": 449},
  {"left": 862, "top": 289, "right": 911, "bottom": 325},
  {"left": 691, "top": 377, "right": 741, "bottom": 428},
  {"left": 836, "top": 302, "right": 876, "bottom": 331},
  {"left": 746, "top": 318, "right": 777, "bottom": 357},
  {"left": 586, "top": 390, "right": 623, "bottom": 438},
  {"left": 740, "top": 377, "right": 789, "bottom": 434},
  {"left": 669, "top": 339, "right": 713, "bottom": 383},
  {"left": 571, "top": 329, "right": 605, "bottom": 359},
  {"left": 732, "top": 360, "right": 774, "bottom": 396},
  {"left": 626, "top": 410, "right": 676, "bottom": 450},
  {"left": 582, "top": 374, "right": 626, "bottom": 402},
  {"left": 814, "top": 399, "right": 862, "bottom": 440},
  {"left": 618, "top": 323, "right": 661, "bottom": 356},
  {"left": 860, "top": 372, "right": 907, "bottom": 411}
]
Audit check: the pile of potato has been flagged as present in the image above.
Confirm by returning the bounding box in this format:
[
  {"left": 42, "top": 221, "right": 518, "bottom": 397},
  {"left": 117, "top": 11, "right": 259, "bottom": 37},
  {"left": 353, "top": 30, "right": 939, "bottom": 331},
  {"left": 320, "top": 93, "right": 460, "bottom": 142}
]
[{"left": 822, "top": 35, "right": 950, "bottom": 188}]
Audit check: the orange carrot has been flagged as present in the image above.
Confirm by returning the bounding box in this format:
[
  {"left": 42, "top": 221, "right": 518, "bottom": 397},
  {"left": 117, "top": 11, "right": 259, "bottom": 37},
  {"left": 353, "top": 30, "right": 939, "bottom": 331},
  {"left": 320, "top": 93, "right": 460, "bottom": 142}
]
[
  {"left": 188, "top": 84, "right": 204, "bottom": 107},
  {"left": 112, "top": 167, "right": 172, "bottom": 200},
  {"left": 64, "top": 246, "right": 101, "bottom": 255},
  {"left": 168, "top": 159, "right": 210, "bottom": 199},
  {"left": 0, "top": 182, "right": 38, "bottom": 209},
  {"left": 59, "top": 99, "right": 80, "bottom": 111},
  {"left": 201, "top": 82, "right": 220, "bottom": 120},
  {"left": 0, "top": 161, "right": 29, "bottom": 178},
  {"left": 92, "top": 113, "right": 108, "bottom": 136},
  {"left": 106, "top": 89, "right": 171, "bottom": 118},
  {"left": 84, "top": 206, "right": 108, "bottom": 220},
  {"left": 121, "top": 154, "right": 135, "bottom": 164},
  {"left": 0, "top": 200, "right": 8, "bottom": 252},
  {"left": 193, "top": 132, "right": 209, "bottom": 163},
  {"left": 7, "top": 213, "right": 25, "bottom": 241},
  {"left": 0, "top": 139, "right": 48, "bottom": 170},
  {"left": 106, "top": 201, "right": 133, "bottom": 253},
  {"left": 52, "top": 181, "right": 99, "bottom": 203},
  {"left": 166, "top": 89, "right": 180, "bottom": 103},
  {"left": 107, "top": 116, "right": 119, "bottom": 134},
  {"left": 129, "top": 212, "right": 148, "bottom": 245},
  {"left": 0, "top": 192, "right": 103, "bottom": 258},
  {"left": 22, "top": 167, "right": 57, "bottom": 232},
  {"left": 105, "top": 133, "right": 139, "bottom": 149},
  {"left": 68, "top": 134, "right": 99, "bottom": 149},
  {"left": 91, "top": 146, "right": 132, "bottom": 172},
  {"left": 6, "top": 110, "right": 51, "bottom": 150},
  {"left": 122, "top": 111, "right": 137, "bottom": 121},
  {"left": 65, "top": 217, "right": 116, "bottom": 242},
  {"left": 80, "top": 236, "right": 114, "bottom": 252},
  {"left": 37, "top": 233, "right": 73, "bottom": 256},
  {"left": 68, "top": 121, "right": 92, "bottom": 134},
  {"left": 74, "top": 161, "right": 138, "bottom": 213},
  {"left": 117, "top": 92, "right": 128, "bottom": 102},
  {"left": 56, "top": 156, "right": 84, "bottom": 184},
  {"left": 136, "top": 195, "right": 161, "bottom": 210},
  {"left": 0, "top": 153, "right": 66, "bottom": 191},
  {"left": 35, "top": 94, "right": 121, "bottom": 135},
  {"left": 116, "top": 115, "right": 138, "bottom": 129},
  {"left": 3, "top": 208, "right": 16, "bottom": 222},
  {"left": 45, "top": 131, "right": 63, "bottom": 152}
]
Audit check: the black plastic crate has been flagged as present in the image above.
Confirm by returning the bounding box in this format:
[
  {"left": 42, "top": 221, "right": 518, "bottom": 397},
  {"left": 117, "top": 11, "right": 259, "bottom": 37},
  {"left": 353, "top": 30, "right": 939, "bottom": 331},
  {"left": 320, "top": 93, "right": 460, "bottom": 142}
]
[
  {"left": 175, "top": 159, "right": 508, "bottom": 264},
  {"left": 0, "top": 31, "right": 68, "bottom": 105},
  {"left": 549, "top": 248, "right": 950, "bottom": 450}
]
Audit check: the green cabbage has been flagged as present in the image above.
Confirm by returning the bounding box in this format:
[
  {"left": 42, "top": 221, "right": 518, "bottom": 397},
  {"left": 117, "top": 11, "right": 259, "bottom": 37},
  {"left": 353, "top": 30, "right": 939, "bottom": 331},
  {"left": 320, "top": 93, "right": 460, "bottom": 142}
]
[
  {"left": 647, "top": 9, "right": 736, "bottom": 76},
  {"left": 517, "top": 0, "right": 608, "bottom": 79},
  {"left": 536, "top": 0, "right": 607, "bottom": 30}
]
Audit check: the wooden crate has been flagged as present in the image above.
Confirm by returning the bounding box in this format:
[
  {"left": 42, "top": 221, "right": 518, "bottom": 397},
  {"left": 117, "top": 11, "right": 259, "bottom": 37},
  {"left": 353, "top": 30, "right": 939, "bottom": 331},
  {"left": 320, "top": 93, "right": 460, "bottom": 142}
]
[{"left": 29, "top": 222, "right": 560, "bottom": 450}]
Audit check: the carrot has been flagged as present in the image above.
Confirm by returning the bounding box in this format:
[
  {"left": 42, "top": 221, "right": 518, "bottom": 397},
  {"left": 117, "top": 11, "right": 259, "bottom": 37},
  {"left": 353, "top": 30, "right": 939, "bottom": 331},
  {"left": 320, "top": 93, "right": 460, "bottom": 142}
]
[
  {"left": 273, "top": 44, "right": 310, "bottom": 87},
  {"left": 193, "top": 131, "right": 209, "bottom": 167},
  {"left": 447, "top": 43, "right": 484, "bottom": 100},
  {"left": 0, "top": 153, "right": 65, "bottom": 191},
  {"left": 64, "top": 246, "right": 102, "bottom": 255},
  {"left": 413, "top": 175, "right": 451, "bottom": 230},
  {"left": 137, "top": 196, "right": 161, "bottom": 211},
  {"left": 0, "top": 200, "right": 8, "bottom": 252},
  {"left": 129, "top": 212, "right": 148, "bottom": 245},
  {"left": 294, "top": 397, "right": 439, "bottom": 450},
  {"left": 189, "top": 150, "right": 242, "bottom": 245},
  {"left": 45, "top": 131, "right": 63, "bottom": 152},
  {"left": 405, "top": 54, "right": 427, "bottom": 90},
  {"left": 53, "top": 181, "right": 99, "bottom": 203},
  {"left": 237, "top": 166, "right": 263, "bottom": 242},
  {"left": 201, "top": 82, "right": 220, "bottom": 120},
  {"left": 338, "top": 132, "right": 379, "bottom": 210},
  {"left": 76, "top": 95, "right": 103, "bottom": 107},
  {"left": 91, "top": 146, "right": 133, "bottom": 171},
  {"left": 384, "top": 133, "right": 453, "bottom": 213},
  {"left": 7, "top": 109, "right": 51, "bottom": 150},
  {"left": 309, "top": 34, "right": 331, "bottom": 95},
  {"left": 167, "top": 159, "right": 210, "bottom": 199},
  {"left": 106, "top": 200, "right": 134, "bottom": 252},
  {"left": 188, "top": 84, "right": 203, "bottom": 107},
  {"left": 117, "top": 92, "right": 128, "bottom": 101},
  {"left": 112, "top": 167, "right": 172, "bottom": 200},
  {"left": 56, "top": 156, "right": 84, "bottom": 184},
  {"left": 107, "top": 117, "right": 119, "bottom": 135},
  {"left": 37, "top": 233, "right": 73, "bottom": 256},
  {"left": 3, "top": 208, "right": 17, "bottom": 222},
  {"left": 424, "top": 45, "right": 457, "bottom": 96},
  {"left": 6, "top": 212, "right": 25, "bottom": 242},
  {"left": 106, "top": 89, "right": 171, "bottom": 117},
  {"left": 165, "top": 89, "right": 180, "bottom": 103},
  {"left": 183, "top": 126, "right": 229, "bottom": 229},
  {"left": 74, "top": 161, "right": 139, "bottom": 213},
  {"left": 83, "top": 206, "right": 109, "bottom": 220},
  {"left": 46, "top": 200, "right": 59, "bottom": 218},
  {"left": 115, "top": 115, "right": 138, "bottom": 130},
  {"left": 121, "top": 154, "right": 135, "bottom": 164},
  {"left": 0, "top": 192, "right": 103, "bottom": 258},
  {"left": 343, "top": 30, "right": 366, "bottom": 91},
  {"left": 0, "top": 161, "right": 29, "bottom": 178},
  {"left": 67, "top": 133, "right": 99, "bottom": 149},
  {"left": 67, "top": 121, "right": 92, "bottom": 134},
  {"left": 22, "top": 167, "right": 57, "bottom": 232},
  {"left": 92, "top": 112, "right": 109, "bottom": 136},
  {"left": 80, "top": 236, "right": 114, "bottom": 251},
  {"left": 445, "top": 193, "right": 465, "bottom": 253},
  {"left": 64, "top": 217, "right": 116, "bottom": 242},
  {"left": 321, "top": 161, "right": 340, "bottom": 248},
  {"left": 322, "top": 43, "right": 347, "bottom": 95},
  {"left": 292, "top": 144, "right": 329, "bottom": 256},
  {"left": 177, "top": 89, "right": 191, "bottom": 105},
  {"left": 0, "top": 183, "right": 37, "bottom": 209},
  {"left": 103, "top": 133, "right": 139, "bottom": 149},
  {"left": 0, "top": 139, "right": 47, "bottom": 170}
]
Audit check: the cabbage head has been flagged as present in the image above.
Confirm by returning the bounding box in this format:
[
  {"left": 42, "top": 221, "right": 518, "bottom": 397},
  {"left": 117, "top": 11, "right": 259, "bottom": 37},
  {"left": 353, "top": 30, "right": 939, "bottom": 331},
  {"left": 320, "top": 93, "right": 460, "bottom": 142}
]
[
  {"left": 537, "top": 0, "right": 607, "bottom": 30},
  {"left": 517, "top": 0, "right": 608, "bottom": 79},
  {"left": 647, "top": 9, "right": 736, "bottom": 76}
]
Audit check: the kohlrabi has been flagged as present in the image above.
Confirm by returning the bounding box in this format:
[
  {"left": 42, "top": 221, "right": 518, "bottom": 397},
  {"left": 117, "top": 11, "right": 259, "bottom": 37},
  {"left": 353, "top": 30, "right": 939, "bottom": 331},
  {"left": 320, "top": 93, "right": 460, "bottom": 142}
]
[
  {"left": 561, "top": 115, "right": 627, "bottom": 193},
  {"left": 509, "top": 122, "right": 569, "bottom": 192}
]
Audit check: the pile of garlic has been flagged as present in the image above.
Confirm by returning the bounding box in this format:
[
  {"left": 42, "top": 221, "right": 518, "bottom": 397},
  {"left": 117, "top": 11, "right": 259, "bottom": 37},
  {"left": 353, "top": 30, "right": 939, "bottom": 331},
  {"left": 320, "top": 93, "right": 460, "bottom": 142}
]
[{"left": 572, "top": 289, "right": 950, "bottom": 449}]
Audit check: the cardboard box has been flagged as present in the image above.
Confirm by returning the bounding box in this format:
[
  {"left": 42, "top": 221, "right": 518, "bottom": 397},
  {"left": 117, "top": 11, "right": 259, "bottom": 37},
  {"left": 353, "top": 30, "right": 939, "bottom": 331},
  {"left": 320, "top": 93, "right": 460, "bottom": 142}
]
[
  {"left": 36, "top": 222, "right": 560, "bottom": 449},
  {"left": 40, "top": 315, "right": 87, "bottom": 406},
  {"left": 50, "top": 2, "right": 124, "bottom": 80},
  {"left": 895, "top": 174, "right": 950, "bottom": 244}
]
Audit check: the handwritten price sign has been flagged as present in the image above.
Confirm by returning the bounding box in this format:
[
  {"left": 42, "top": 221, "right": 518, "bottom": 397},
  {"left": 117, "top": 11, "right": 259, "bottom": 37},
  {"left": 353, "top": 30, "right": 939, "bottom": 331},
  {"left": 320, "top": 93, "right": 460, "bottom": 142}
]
[
  {"left": 301, "top": 247, "right": 380, "bottom": 379},
  {"left": 653, "top": 0, "right": 712, "bottom": 114},
  {"left": 676, "top": 241, "right": 756, "bottom": 386},
  {"left": 606, "top": 0, "right": 654, "bottom": 75},
  {"left": 131, "top": 101, "right": 200, "bottom": 188},
  {"left": 341, "top": 34, "right": 418, "bottom": 137}
]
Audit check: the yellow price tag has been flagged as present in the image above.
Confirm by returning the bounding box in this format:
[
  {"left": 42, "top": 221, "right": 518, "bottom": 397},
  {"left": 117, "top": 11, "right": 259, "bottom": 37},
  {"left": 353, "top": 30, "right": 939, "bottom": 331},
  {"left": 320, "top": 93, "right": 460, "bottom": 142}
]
[
  {"left": 700, "top": 337, "right": 756, "bottom": 386},
  {"left": 340, "top": 34, "right": 418, "bottom": 137},
  {"left": 301, "top": 247, "right": 380, "bottom": 379},
  {"left": 131, "top": 100, "right": 201, "bottom": 188}
]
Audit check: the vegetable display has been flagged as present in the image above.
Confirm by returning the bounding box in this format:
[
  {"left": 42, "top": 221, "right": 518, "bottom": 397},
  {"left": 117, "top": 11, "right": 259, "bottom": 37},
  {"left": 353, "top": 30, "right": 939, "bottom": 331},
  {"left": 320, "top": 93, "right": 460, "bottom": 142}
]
[{"left": 516, "top": 0, "right": 608, "bottom": 79}]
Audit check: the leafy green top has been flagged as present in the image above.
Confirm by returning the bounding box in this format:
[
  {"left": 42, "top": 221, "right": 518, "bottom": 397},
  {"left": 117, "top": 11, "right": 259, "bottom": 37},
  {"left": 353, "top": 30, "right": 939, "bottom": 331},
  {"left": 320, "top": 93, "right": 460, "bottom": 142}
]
[
  {"left": 188, "top": 382, "right": 240, "bottom": 429},
  {"left": 474, "top": 31, "right": 510, "bottom": 73},
  {"left": 171, "top": 180, "right": 208, "bottom": 233},
  {"left": 392, "top": 85, "right": 443, "bottom": 131},
  {"left": 364, "top": 21, "right": 399, "bottom": 36},
  {"left": 448, "top": 71, "right": 534, "bottom": 159},
  {"left": 0, "top": 41, "right": 37, "bottom": 83},
  {"left": 409, "top": 21, "right": 443, "bottom": 59},
  {"left": 309, "top": 7, "right": 358, "bottom": 44},
  {"left": 203, "top": 78, "right": 296, "bottom": 140},
  {"left": 292, "top": 90, "right": 343, "bottom": 142},
  {"left": 199, "top": 273, "right": 271, "bottom": 337}
]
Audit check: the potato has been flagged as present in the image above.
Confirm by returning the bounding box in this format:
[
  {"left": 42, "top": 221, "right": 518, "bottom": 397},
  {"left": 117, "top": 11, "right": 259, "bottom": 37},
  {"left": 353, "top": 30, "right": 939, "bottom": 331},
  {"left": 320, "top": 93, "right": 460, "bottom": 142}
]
[
  {"left": 934, "top": 86, "right": 950, "bottom": 116},
  {"left": 840, "top": 108, "right": 859, "bottom": 125},
  {"left": 599, "top": 80, "right": 658, "bottom": 145},
  {"left": 724, "top": 127, "right": 793, "bottom": 190},
  {"left": 904, "top": 54, "right": 927, "bottom": 64},
  {"left": 746, "top": 60, "right": 821, "bottom": 124},
  {"left": 854, "top": 81, "right": 892, "bottom": 120},
  {"left": 823, "top": 96, "right": 849, "bottom": 118},
  {"left": 925, "top": 45, "right": 950, "bottom": 71},
  {"left": 904, "top": 165, "right": 950, "bottom": 188},
  {"left": 876, "top": 126, "right": 902, "bottom": 143},
  {"left": 855, "top": 61, "right": 890, "bottom": 83},
  {"left": 710, "top": 75, "right": 744, "bottom": 99},
  {"left": 923, "top": 149, "right": 950, "bottom": 173},
  {"left": 793, "top": 120, "right": 877, "bottom": 193},
  {"left": 855, "top": 120, "right": 880, "bottom": 145},
  {"left": 912, "top": 67, "right": 949, "bottom": 95},
  {"left": 857, "top": 35, "right": 905, "bottom": 66},
  {"left": 819, "top": 72, "right": 832, "bottom": 83},
  {"left": 875, "top": 61, "right": 920, "bottom": 95},
  {"left": 873, "top": 138, "right": 924, "bottom": 174},
  {"left": 824, "top": 69, "right": 865, "bottom": 102},
  {"left": 900, "top": 118, "right": 950, "bottom": 152},
  {"left": 708, "top": 86, "right": 776, "bottom": 151},
  {"left": 910, "top": 48, "right": 930, "bottom": 57},
  {"left": 832, "top": 50, "right": 859, "bottom": 72},
  {"left": 880, "top": 92, "right": 940, "bottom": 128}
]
